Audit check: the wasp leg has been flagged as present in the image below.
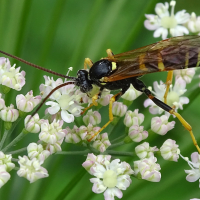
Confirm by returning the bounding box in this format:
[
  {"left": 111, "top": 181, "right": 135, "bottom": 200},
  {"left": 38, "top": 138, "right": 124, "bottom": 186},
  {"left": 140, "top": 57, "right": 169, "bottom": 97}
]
[
  {"left": 87, "top": 92, "right": 122, "bottom": 142},
  {"left": 81, "top": 94, "right": 98, "bottom": 115},
  {"left": 84, "top": 58, "right": 93, "bottom": 70},
  {"left": 163, "top": 71, "right": 173, "bottom": 104},
  {"left": 106, "top": 49, "right": 114, "bottom": 59},
  {"left": 133, "top": 78, "right": 200, "bottom": 153}
]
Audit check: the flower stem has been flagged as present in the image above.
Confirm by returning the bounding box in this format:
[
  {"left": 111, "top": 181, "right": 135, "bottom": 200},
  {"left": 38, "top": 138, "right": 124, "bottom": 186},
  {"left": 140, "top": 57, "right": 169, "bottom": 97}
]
[
  {"left": 2, "top": 130, "right": 28, "bottom": 152},
  {"left": 108, "top": 141, "right": 125, "bottom": 149},
  {"left": 106, "top": 150, "right": 134, "bottom": 157},
  {"left": 6, "top": 147, "right": 27, "bottom": 155},
  {"left": 110, "top": 134, "right": 126, "bottom": 143},
  {"left": 56, "top": 149, "right": 90, "bottom": 155},
  {"left": 0, "top": 129, "right": 9, "bottom": 150},
  {"left": 11, "top": 158, "right": 19, "bottom": 162}
]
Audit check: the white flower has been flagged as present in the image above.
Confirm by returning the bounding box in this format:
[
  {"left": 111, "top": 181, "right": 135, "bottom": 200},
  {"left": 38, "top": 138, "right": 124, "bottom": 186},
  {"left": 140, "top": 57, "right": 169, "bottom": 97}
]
[
  {"left": 24, "top": 114, "right": 42, "bottom": 133},
  {"left": 121, "top": 84, "right": 142, "bottom": 101},
  {"left": 83, "top": 109, "right": 101, "bottom": 126},
  {"left": 0, "top": 165, "right": 10, "bottom": 188},
  {"left": 160, "top": 139, "right": 180, "bottom": 162},
  {"left": 83, "top": 155, "right": 134, "bottom": 200},
  {"left": 39, "top": 75, "right": 63, "bottom": 99},
  {"left": 184, "top": 152, "right": 200, "bottom": 186},
  {"left": 44, "top": 80, "right": 84, "bottom": 123},
  {"left": 174, "top": 68, "right": 195, "bottom": 84},
  {"left": 65, "top": 124, "right": 100, "bottom": 144},
  {"left": 0, "top": 93, "right": 5, "bottom": 110},
  {"left": 0, "top": 57, "right": 11, "bottom": 78},
  {"left": 0, "top": 104, "right": 19, "bottom": 122},
  {"left": 112, "top": 102, "right": 127, "bottom": 117},
  {"left": 144, "top": 78, "right": 189, "bottom": 115},
  {"left": 151, "top": 115, "right": 175, "bottom": 135},
  {"left": 98, "top": 90, "right": 113, "bottom": 106},
  {"left": 187, "top": 12, "right": 200, "bottom": 34},
  {"left": 44, "top": 139, "right": 63, "bottom": 154},
  {"left": 134, "top": 156, "right": 161, "bottom": 182},
  {"left": 82, "top": 153, "right": 111, "bottom": 175},
  {"left": 1, "top": 63, "right": 26, "bottom": 91},
  {"left": 17, "top": 156, "right": 48, "bottom": 183},
  {"left": 92, "top": 133, "right": 111, "bottom": 153},
  {"left": 144, "top": 1, "right": 190, "bottom": 39},
  {"left": 135, "top": 142, "right": 158, "bottom": 159},
  {"left": 27, "top": 143, "right": 50, "bottom": 164},
  {"left": 128, "top": 125, "right": 148, "bottom": 142},
  {"left": 0, "top": 151, "right": 15, "bottom": 172},
  {"left": 124, "top": 109, "right": 144, "bottom": 127},
  {"left": 16, "top": 90, "right": 41, "bottom": 112},
  {"left": 39, "top": 120, "right": 66, "bottom": 144}
]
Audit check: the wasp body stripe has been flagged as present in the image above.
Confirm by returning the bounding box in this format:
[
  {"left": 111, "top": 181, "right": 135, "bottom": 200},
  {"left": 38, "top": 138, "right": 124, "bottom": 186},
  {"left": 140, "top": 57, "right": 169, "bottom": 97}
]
[
  {"left": 185, "top": 51, "right": 189, "bottom": 68},
  {"left": 196, "top": 51, "right": 200, "bottom": 67},
  {"left": 139, "top": 54, "right": 148, "bottom": 71},
  {"left": 157, "top": 53, "right": 165, "bottom": 71}
]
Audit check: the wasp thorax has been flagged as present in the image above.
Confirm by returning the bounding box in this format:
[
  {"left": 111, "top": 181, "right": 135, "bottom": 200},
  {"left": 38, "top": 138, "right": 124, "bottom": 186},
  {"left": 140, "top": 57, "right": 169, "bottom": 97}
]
[
  {"left": 76, "top": 70, "right": 93, "bottom": 93},
  {"left": 89, "top": 59, "right": 112, "bottom": 80}
]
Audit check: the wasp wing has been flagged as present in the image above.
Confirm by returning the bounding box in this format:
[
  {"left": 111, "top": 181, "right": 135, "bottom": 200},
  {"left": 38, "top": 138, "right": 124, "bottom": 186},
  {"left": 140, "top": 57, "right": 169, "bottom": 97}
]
[{"left": 104, "top": 35, "right": 200, "bottom": 82}]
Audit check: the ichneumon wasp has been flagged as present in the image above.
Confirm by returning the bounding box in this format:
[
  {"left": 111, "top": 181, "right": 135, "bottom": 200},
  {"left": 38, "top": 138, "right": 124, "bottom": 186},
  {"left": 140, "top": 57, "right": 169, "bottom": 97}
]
[{"left": 0, "top": 35, "right": 200, "bottom": 152}]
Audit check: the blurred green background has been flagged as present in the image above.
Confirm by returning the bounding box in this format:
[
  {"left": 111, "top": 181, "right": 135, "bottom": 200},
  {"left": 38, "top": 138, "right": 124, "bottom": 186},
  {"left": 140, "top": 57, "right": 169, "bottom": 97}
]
[{"left": 0, "top": 0, "right": 200, "bottom": 199}]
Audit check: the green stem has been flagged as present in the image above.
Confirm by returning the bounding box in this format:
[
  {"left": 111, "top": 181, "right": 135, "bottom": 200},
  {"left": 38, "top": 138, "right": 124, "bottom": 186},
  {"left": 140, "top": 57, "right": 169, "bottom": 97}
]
[
  {"left": 0, "top": 129, "right": 9, "bottom": 149},
  {"left": 56, "top": 149, "right": 90, "bottom": 156},
  {"left": 11, "top": 158, "right": 19, "bottom": 162},
  {"left": 110, "top": 134, "right": 126, "bottom": 143},
  {"left": 6, "top": 117, "right": 22, "bottom": 140},
  {"left": 2, "top": 130, "right": 28, "bottom": 152},
  {"left": 108, "top": 141, "right": 125, "bottom": 149},
  {"left": 0, "top": 119, "right": 3, "bottom": 141},
  {"left": 106, "top": 150, "right": 134, "bottom": 157},
  {"left": 6, "top": 147, "right": 27, "bottom": 154}
]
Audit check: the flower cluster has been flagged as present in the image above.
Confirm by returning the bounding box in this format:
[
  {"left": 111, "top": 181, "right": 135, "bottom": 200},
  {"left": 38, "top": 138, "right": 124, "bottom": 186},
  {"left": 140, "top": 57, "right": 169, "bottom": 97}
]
[
  {"left": 0, "top": 1, "right": 199, "bottom": 199},
  {"left": 0, "top": 152, "right": 15, "bottom": 188},
  {"left": 144, "top": 0, "right": 200, "bottom": 39}
]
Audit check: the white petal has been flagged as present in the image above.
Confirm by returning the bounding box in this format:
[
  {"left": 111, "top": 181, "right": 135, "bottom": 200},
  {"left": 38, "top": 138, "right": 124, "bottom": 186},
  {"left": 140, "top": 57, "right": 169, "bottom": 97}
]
[
  {"left": 61, "top": 110, "right": 74, "bottom": 123},
  {"left": 104, "top": 188, "right": 123, "bottom": 200}
]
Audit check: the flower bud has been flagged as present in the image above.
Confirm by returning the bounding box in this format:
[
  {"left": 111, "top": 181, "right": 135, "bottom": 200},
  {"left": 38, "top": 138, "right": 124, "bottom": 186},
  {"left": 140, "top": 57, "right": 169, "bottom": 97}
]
[
  {"left": 128, "top": 125, "right": 148, "bottom": 142},
  {"left": 92, "top": 133, "right": 111, "bottom": 152},
  {"left": 135, "top": 142, "right": 158, "bottom": 159},
  {"left": 0, "top": 151, "right": 15, "bottom": 172},
  {"left": 112, "top": 102, "right": 127, "bottom": 117},
  {"left": 0, "top": 93, "right": 5, "bottom": 110},
  {"left": 160, "top": 139, "right": 180, "bottom": 162},
  {"left": 121, "top": 85, "right": 142, "bottom": 101},
  {"left": 27, "top": 143, "right": 50, "bottom": 164},
  {"left": 124, "top": 109, "right": 144, "bottom": 127},
  {"left": 24, "top": 114, "right": 42, "bottom": 133},
  {"left": 83, "top": 109, "right": 101, "bottom": 126},
  {"left": 0, "top": 165, "right": 10, "bottom": 188},
  {"left": 0, "top": 104, "right": 19, "bottom": 122},
  {"left": 16, "top": 90, "right": 41, "bottom": 112},
  {"left": 151, "top": 115, "right": 175, "bottom": 135}
]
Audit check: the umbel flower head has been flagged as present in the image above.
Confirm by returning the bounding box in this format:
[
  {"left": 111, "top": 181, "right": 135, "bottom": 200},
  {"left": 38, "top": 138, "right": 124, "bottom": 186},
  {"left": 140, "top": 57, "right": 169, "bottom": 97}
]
[
  {"left": 144, "top": 1, "right": 190, "bottom": 39},
  {"left": 0, "top": 57, "right": 26, "bottom": 91},
  {"left": 83, "top": 154, "right": 134, "bottom": 200}
]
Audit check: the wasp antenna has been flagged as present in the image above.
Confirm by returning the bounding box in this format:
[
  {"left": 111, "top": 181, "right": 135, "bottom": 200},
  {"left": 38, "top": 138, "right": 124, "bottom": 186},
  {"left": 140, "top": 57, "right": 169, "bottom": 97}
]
[
  {"left": 0, "top": 50, "right": 76, "bottom": 80},
  {"left": 26, "top": 81, "right": 75, "bottom": 126}
]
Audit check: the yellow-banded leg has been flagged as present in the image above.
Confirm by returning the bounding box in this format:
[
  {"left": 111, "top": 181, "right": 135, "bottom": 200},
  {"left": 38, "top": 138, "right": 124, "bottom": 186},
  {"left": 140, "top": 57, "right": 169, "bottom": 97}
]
[
  {"left": 163, "top": 71, "right": 173, "bottom": 104},
  {"left": 84, "top": 58, "right": 93, "bottom": 69},
  {"left": 81, "top": 94, "right": 98, "bottom": 115},
  {"left": 146, "top": 91, "right": 200, "bottom": 153},
  {"left": 87, "top": 92, "right": 122, "bottom": 142}
]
